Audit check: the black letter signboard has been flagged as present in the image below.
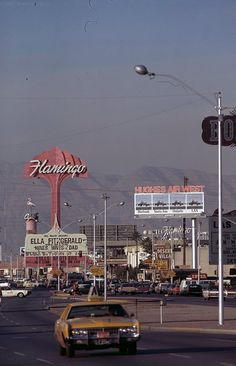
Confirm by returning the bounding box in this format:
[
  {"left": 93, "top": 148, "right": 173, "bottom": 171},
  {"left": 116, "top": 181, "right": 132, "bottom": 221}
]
[{"left": 202, "top": 115, "right": 236, "bottom": 146}]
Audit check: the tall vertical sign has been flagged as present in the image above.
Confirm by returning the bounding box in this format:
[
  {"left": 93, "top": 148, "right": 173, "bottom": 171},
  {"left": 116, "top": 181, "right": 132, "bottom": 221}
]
[{"left": 24, "top": 147, "right": 88, "bottom": 227}]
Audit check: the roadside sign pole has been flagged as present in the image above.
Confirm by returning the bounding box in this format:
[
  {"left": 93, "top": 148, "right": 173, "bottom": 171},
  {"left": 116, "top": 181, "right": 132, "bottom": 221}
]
[
  {"left": 217, "top": 92, "right": 224, "bottom": 325},
  {"left": 134, "top": 64, "right": 225, "bottom": 326}
]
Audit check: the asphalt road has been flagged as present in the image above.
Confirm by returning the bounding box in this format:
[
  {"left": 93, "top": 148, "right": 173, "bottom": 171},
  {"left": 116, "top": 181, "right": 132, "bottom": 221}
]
[{"left": 0, "top": 289, "right": 236, "bottom": 366}]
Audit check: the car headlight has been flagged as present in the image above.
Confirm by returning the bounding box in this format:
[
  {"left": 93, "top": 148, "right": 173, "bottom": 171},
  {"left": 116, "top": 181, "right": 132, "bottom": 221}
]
[
  {"left": 119, "top": 326, "right": 138, "bottom": 334},
  {"left": 71, "top": 329, "right": 88, "bottom": 336}
]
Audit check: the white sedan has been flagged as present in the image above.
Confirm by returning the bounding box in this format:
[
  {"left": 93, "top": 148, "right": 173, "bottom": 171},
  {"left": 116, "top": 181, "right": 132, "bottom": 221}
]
[
  {"left": 1, "top": 287, "right": 31, "bottom": 298},
  {"left": 202, "top": 287, "right": 228, "bottom": 300}
]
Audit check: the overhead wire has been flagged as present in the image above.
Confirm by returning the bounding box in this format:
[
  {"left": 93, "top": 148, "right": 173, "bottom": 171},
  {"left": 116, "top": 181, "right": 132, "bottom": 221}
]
[{"left": 0, "top": 96, "right": 208, "bottom": 149}]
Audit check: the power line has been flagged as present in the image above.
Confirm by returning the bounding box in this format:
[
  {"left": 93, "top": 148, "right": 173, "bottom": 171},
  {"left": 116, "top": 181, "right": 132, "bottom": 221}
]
[{"left": 0, "top": 98, "right": 207, "bottom": 149}]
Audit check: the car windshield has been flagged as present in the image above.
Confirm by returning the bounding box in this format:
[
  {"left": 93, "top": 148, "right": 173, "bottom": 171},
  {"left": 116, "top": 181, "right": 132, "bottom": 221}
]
[{"left": 68, "top": 304, "right": 128, "bottom": 319}]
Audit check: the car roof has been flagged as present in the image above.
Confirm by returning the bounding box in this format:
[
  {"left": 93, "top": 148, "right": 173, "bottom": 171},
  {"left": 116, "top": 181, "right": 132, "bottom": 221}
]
[{"left": 67, "top": 299, "right": 129, "bottom": 309}]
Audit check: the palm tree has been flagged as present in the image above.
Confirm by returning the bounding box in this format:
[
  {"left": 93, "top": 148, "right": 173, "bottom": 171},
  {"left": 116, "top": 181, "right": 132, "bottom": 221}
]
[
  {"left": 142, "top": 237, "right": 152, "bottom": 255},
  {"left": 131, "top": 230, "right": 143, "bottom": 268}
]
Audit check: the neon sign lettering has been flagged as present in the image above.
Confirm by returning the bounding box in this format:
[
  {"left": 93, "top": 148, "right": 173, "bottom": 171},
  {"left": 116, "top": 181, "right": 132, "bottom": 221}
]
[{"left": 29, "top": 159, "right": 87, "bottom": 178}]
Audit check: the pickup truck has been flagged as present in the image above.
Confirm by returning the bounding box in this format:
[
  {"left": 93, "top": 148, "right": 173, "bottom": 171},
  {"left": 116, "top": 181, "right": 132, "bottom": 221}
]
[{"left": 1, "top": 286, "right": 31, "bottom": 298}]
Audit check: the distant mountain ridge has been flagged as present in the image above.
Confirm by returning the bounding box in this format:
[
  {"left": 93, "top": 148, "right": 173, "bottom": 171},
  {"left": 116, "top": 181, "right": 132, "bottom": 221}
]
[{"left": 1, "top": 161, "right": 236, "bottom": 257}]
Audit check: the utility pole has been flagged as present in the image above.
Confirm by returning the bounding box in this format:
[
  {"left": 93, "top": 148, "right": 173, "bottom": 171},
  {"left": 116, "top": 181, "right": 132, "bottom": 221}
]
[{"left": 183, "top": 176, "right": 188, "bottom": 265}]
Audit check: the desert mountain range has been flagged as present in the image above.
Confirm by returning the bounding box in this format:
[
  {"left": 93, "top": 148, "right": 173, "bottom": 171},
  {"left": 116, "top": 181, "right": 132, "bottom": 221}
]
[{"left": 1, "top": 161, "right": 236, "bottom": 258}]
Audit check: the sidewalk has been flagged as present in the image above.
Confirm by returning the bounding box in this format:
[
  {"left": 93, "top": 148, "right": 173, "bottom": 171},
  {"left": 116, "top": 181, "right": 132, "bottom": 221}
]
[
  {"left": 49, "top": 293, "right": 236, "bottom": 335},
  {"left": 123, "top": 297, "right": 236, "bottom": 334}
]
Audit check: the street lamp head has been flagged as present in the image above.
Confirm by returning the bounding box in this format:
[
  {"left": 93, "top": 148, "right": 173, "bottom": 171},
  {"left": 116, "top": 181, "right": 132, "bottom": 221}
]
[
  {"left": 64, "top": 202, "right": 71, "bottom": 207},
  {"left": 134, "top": 64, "right": 156, "bottom": 79},
  {"left": 119, "top": 201, "right": 125, "bottom": 206},
  {"left": 134, "top": 64, "right": 149, "bottom": 76}
]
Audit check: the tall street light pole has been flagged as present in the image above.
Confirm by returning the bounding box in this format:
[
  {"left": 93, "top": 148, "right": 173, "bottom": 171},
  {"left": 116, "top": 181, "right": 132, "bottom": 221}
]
[
  {"left": 57, "top": 228, "right": 61, "bottom": 292},
  {"left": 134, "top": 64, "right": 224, "bottom": 325},
  {"left": 100, "top": 196, "right": 125, "bottom": 301},
  {"left": 92, "top": 214, "right": 96, "bottom": 286}
]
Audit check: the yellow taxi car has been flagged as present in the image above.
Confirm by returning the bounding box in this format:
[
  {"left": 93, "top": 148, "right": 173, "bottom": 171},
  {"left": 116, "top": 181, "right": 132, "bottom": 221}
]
[{"left": 54, "top": 299, "right": 140, "bottom": 357}]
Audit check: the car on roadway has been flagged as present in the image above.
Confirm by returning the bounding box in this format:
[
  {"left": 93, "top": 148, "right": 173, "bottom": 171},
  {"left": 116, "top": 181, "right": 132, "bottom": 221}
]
[
  {"left": 202, "top": 287, "right": 228, "bottom": 300},
  {"left": 54, "top": 299, "right": 140, "bottom": 357},
  {"left": 1, "top": 286, "right": 31, "bottom": 298}
]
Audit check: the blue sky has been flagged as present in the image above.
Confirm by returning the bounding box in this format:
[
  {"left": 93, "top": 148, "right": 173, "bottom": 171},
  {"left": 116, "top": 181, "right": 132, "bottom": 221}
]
[{"left": 1, "top": 0, "right": 236, "bottom": 176}]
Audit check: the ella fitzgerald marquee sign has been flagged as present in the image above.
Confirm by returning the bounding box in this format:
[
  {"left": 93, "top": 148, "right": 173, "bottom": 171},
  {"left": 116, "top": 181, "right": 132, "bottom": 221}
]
[{"left": 24, "top": 227, "right": 88, "bottom": 267}]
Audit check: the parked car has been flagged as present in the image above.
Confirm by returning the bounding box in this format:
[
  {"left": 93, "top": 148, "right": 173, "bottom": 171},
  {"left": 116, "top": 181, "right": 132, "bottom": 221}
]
[
  {"left": 63, "top": 282, "right": 92, "bottom": 296},
  {"left": 167, "top": 284, "right": 180, "bottom": 296},
  {"left": 136, "top": 282, "right": 152, "bottom": 295},
  {"left": 1, "top": 286, "right": 31, "bottom": 298},
  {"left": 0, "top": 279, "right": 11, "bottom": 288},
  {"left": 184, "top": 284, "right": 203, "bottom": 296},
  {"left": 117, "top": 283, "right": 138, "bottom": 295},
  {"left": 155, "top": 282, "right": 170, "bottom": 294},
  {"left": 54, "top": 299, "right": 140, "bottom": 357}
]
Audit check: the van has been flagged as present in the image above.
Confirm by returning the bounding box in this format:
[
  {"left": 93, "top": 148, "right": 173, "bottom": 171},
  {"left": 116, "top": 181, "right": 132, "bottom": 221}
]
[{"left": 0, "top": 279, "right": 10, "bottom": 288}]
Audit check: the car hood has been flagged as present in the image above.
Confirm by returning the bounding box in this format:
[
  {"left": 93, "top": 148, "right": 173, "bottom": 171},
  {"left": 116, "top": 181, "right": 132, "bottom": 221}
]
[{"left": 68, "top": 316, "right": 138, "bottom": 329}]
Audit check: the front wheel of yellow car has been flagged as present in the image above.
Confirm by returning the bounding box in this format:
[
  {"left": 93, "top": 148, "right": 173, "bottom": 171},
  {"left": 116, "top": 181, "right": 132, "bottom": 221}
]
[
  {"left": 120, "top": 342, "right": 137, "bottom": 355},
  {"left": 66, "top": 344, "right": 75, "bottom": 358},
  {"left": 127, "top": 342, "right": 137, "bottom": 355},
  {"left": 119, "top": 344, "right": 127, "bottom": 355}
]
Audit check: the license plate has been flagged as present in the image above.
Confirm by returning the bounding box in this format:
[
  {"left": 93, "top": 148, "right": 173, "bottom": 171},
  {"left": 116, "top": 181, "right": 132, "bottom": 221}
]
[
  {"left": 97, "top": 331, "right": 109, "bottom": 338},
  {"left": 95, "top": 339, "right": 111, "bottom": 345}
]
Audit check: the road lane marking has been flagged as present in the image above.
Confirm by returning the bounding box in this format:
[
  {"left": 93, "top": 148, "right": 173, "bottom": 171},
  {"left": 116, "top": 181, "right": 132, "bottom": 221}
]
[
  {"left": 14, "top": 352, "right": 25, "bottom": 356},
  {"left": 210, "top": 338, "right": 236, "bottom": 344},
  {"left": 36, "top": 358, "right": 54, "bottom": 365},
  {"left": 169, "top": 353, "right": 191, "bottom": 359}
]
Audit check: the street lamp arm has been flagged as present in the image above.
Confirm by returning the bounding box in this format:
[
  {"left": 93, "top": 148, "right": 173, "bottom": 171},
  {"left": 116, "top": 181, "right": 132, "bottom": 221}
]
[
  {"left": 222, "top": 217, "right": 236, "bottom": 225},
  {"left": 155, "top": 73, "right": 215, "bottom": 107},
  {"left": 134, "top": 65, "right": 215, "bottom": 107},
  {"left": 95, "top": 201, "right": 125, "bottom": 217},
  {"left": 61, "top": 220, "right": 82, "bottom": 231}
]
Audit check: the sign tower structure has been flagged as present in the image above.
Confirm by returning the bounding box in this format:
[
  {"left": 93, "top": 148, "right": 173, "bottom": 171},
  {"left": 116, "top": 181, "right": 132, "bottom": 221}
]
[
  {"left": 24, "top": 146, "right": 88, "bottom": 228},
  {"left": 23, "top": 147, "right": 89, "bottom": 270}
]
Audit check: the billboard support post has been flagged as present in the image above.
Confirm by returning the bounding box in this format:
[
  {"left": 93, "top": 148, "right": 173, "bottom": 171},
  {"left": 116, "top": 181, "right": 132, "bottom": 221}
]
[{"left": 191, "top": 218, "right": 197, "bottom": 269}]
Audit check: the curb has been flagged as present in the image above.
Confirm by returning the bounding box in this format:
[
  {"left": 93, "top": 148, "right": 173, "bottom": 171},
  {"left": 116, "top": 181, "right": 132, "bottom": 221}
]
[{"left": 141, "top": 324, "right": 236, "bottom": 335}]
